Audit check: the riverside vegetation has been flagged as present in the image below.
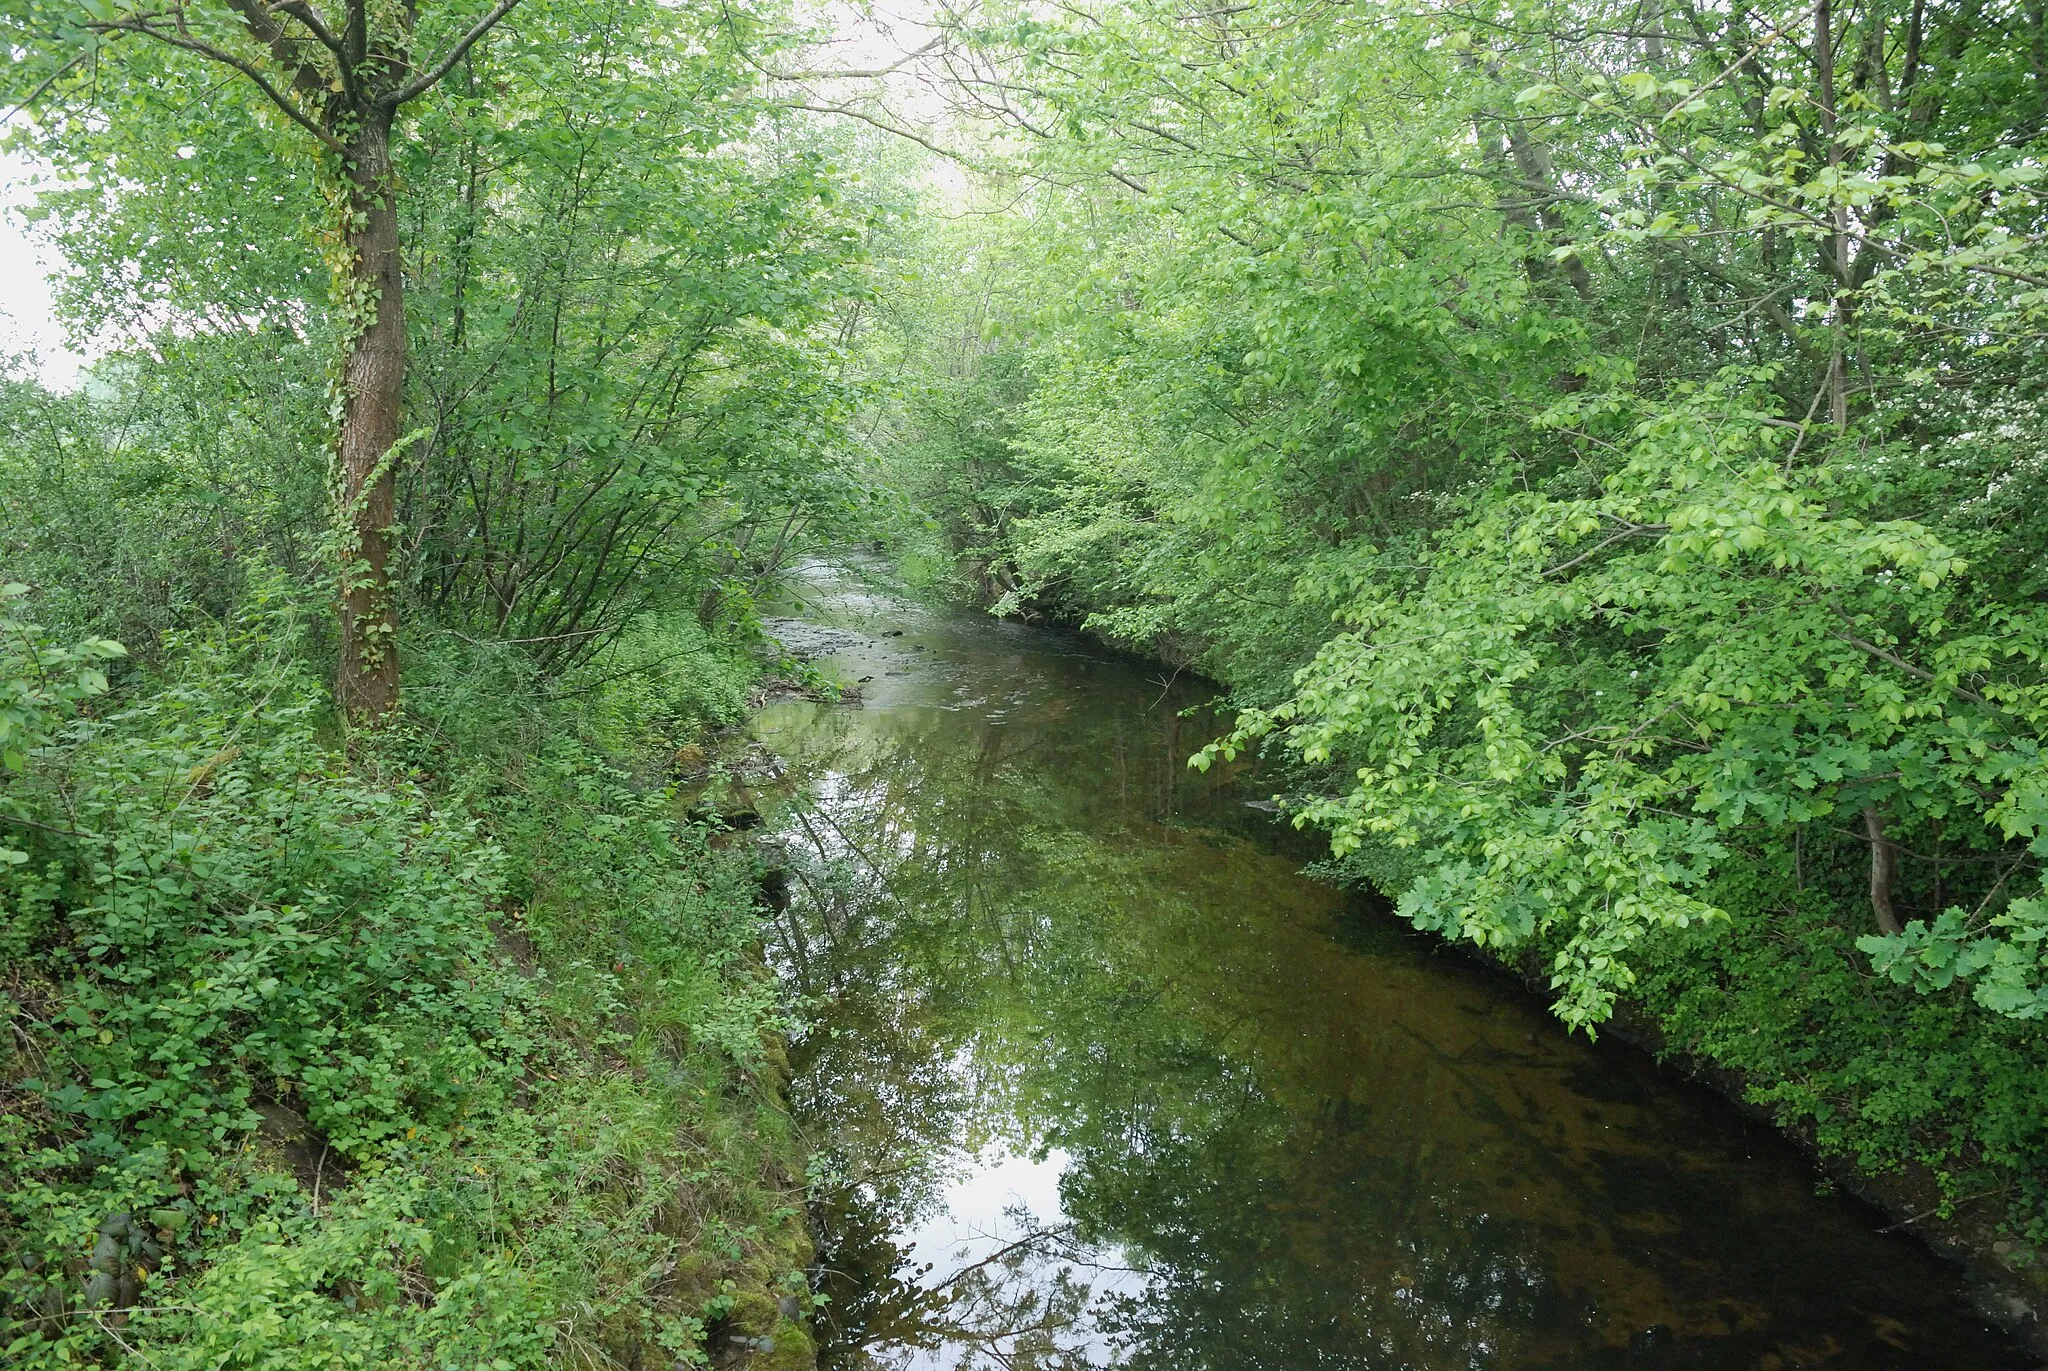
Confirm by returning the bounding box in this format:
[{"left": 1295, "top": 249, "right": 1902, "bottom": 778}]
[
  {"left": 4, "top": 0, "right": 2048, "bottom": 1362},
  {"left": 846, "top": 0, "right": 2048, "bottom": 1299},
  {"left": 0, "top": 0, "right": 880, "bottom": 1362}
]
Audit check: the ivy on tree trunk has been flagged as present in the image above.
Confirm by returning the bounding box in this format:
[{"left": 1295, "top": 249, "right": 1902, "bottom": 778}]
[
  {"left": 26, "top": 0, "right": 523, "bottom": 721},
  {"left": 335, "top": 108, "right": 405, "bottom": 718}
]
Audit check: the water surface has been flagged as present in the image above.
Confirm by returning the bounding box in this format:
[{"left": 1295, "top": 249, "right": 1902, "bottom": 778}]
[{"left": 755, "top": 567, "right": 2030, "bottom": 1371}]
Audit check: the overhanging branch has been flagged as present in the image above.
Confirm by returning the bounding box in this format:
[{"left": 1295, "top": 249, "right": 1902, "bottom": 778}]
[
  {"left": 385, "top": 0, "right": 521, "bottom": 107},
  {"left": 85, "top": 18, "right": 345, "bottom": 151},
  {"left": 784, "top": 100, "right": 975, "bottom": 163}
]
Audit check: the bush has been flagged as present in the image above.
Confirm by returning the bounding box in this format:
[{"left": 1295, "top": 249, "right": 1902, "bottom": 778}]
[
  {"left": 0, "top": 342, "right": 325, "bottom": 659},
  {"left": 1, "top": 585, "right": 808, "bottom": 1367},
  {"left": 1632, "top": 844, "right": 2048, "bottom": 1243}
]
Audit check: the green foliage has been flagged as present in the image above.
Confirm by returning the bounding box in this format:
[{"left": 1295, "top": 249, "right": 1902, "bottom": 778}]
[
  {"left": 567, "top": 613, "right": 758, "bottom": 757},
  {"left": 1863, "top": 895, "right": 2048, "bottom": 1021},
  {"left": 0, "top": 585, "right": 123, "bottom": 787},
  {"left": 0, "top": 344, "right": 327, "bottom": 657},
  {"left": 846, "top": 0, "right": 2048, "bottom": 1240},
  {"left": 396, "top": 0, "right": 888, "bottom": 667},
  {"left": 6, "top": 0, "right": 890, "bottom": 675},
  {"left": 1193, "top": 366, "right": 2048, "bottom": 1026},
  {"left": 1, "top": 0, "right": 876, "bottom": 1359},
  {"left": 9, "top": 0, "right": 2048, "bottom": 1334},
  {"left": 853, "top": 0, "right": 2048, "bottom": 1018},
  {"left": 1634, "top": 851, "right": 2048, "bottom": 1244},
  {"left": 0, "top": 584, "right": 809, "bottom": 1367},
  {"left": 1, "top": 590, "right": 518, "bottom": 1361}
]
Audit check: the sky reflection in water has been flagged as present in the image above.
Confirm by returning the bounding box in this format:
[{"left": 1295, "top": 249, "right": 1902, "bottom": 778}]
[{"left": 755, "top": 565, "right": 2030, "bottom": 1371}]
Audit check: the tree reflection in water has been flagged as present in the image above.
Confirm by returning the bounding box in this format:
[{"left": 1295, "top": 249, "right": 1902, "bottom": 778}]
[{"left": 754, "top": 583, "right": 2030, "bottom": 1371}]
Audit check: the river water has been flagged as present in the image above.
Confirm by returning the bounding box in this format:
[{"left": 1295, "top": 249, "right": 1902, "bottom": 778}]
[{"left": 754, "top": 566, "right": 2031, "bottom": 1371}]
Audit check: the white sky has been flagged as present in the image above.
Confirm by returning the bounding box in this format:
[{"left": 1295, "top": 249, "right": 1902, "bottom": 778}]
[{"left": 0, "top": 151, "right": 87, "bottom": 391}]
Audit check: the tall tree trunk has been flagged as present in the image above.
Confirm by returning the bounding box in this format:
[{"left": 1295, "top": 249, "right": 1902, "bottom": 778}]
[
  {"left": 1503, "top": 126, "right": 1595, "bottom": 301},
  {"left": 1816, "top": 0, "right": 1852, "bottom": 432},
  {"left": 336, "top": 108, "right": 406, "bottom": 720}
]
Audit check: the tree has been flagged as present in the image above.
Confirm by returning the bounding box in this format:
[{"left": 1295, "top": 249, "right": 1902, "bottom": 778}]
[
  {"left": 841, "top": 0, "right": 2048, "bottom": 1025},
  {"left": 7, "top": 0, "right": 524, "bottom": 719},
  {"left": 394, "top": 9, "right": 879, "bottom": 670}
]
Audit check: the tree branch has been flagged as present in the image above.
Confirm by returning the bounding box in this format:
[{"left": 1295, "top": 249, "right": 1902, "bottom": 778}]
[
  {"left": 269, "top": 0, "right": 347, "bottom": 57},
  {"left": 86, "top": 18, "right": 344, "bottom": 151},
  {"left": 784, "top": 101, "right": 974, "bottom": 163},
  {"left": 1831, "top": 628, "right": 1988, "bottom": 704},
  {"left": 384, "top": 0, "right": 522, "bottom": 107},
  {"left": 768, "top": 34, "right": 948, "bottom": 81},
  {"left": 217, "top": 0, "right": 334, "bottom": 99},
  {"left": 3, "top": 47, "right": 97, "bottom": 126},
  {"left": 1540, "top": 521, "right": 1669, "bottom": 578}
]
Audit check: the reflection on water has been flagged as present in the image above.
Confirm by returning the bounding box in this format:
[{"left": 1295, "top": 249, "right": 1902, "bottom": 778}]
[{"left": 756, "top": 566, "right": 2029, "bottom": 1371}]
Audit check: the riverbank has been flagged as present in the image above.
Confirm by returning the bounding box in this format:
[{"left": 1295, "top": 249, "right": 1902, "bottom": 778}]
[
  {"left": 1593, "top": 991, "right": 2048, "bottom": 1354},
  {"left": 1423, "top": 926, "right": 2048, "bottom": 1356},
  {"left": 1369, "top": 819, "right": 2048, "bottom": 1355},
  {"left": 0, "top": 607, "right": 820, "bottom": 1369},
  {"left": 1231, "top": 794, "right": 2048, "bottom": 1349},
  {"left": 1232, "top": 786, "right": 2048, "bottom": 1350}
]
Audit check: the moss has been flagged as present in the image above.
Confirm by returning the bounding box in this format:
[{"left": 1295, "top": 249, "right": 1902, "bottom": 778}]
[{"left": 756, "top": 1318, "right": 818, "bottom": 1371}]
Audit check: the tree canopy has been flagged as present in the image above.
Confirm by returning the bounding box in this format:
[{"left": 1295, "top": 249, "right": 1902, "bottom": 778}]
[{"left": 840, "top": 0, "right": 2048, "bottom": 1030}]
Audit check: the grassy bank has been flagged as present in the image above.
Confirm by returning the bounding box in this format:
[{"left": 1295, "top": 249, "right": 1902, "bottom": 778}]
[{"left": 0, "top": 589, "right": 819, "bottom": 1369}]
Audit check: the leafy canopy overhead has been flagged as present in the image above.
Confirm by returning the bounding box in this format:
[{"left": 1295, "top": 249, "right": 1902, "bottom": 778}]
[{"left": 851, "top": 0, "right": 2048, "bottom": 1028}]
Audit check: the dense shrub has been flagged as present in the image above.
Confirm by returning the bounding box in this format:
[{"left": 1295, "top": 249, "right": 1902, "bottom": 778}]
[
  {"left": 0, "top": 343, "right": 326, "bottom": 659},
  {"left": 0, "top": 586, "right": 809, "bottom": 1367}
]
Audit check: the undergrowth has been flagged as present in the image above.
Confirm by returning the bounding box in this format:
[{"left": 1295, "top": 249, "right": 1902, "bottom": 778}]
[
  {"left": 1633, "top": 847, "right": 2048, "bottom": 1250},
  {"left": 0, "top": 581, "right": 817, "bottom": 1368}
]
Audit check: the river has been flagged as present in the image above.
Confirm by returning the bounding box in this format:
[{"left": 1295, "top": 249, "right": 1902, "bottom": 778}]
[{"left": 753, "top": 564, "right": 2031, "bottom": 1370}]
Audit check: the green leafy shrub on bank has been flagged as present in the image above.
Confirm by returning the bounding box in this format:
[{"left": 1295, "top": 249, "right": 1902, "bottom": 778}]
[
  {"left": 0, "top": 344, "right": 328, "bottom": 664},
  {"left": 0, "top": 586, "right": 813, "bottom": 1368},
  {"left": 1632, "top": 846, "right": 2048, "bottom": 1247}
]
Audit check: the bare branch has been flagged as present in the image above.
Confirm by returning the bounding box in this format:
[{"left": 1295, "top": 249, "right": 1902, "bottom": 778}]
[
  {"left": 769, "top": 34, "right": 948, "bottom": 82},
  {"left": 784, "top": 100, "right": 975, "bottom": 163}
]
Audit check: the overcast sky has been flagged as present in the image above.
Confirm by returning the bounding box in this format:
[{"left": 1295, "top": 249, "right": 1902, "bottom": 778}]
[{"left": 0, "top": 152, "right": 87, "bottom": 391}]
